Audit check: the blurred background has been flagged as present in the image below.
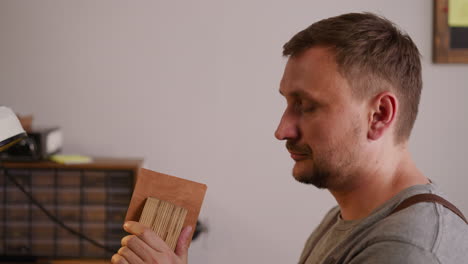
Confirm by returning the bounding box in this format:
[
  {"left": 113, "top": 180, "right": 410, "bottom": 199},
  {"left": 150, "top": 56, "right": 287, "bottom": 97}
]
[{"left": 1, "top": 0, "right": 467, "bottom": 263}]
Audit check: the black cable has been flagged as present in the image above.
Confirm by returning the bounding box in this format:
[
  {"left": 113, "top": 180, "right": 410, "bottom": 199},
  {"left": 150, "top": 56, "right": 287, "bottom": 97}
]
[{"left": 2, "top": 168, "right": 115, "bottom": 254}]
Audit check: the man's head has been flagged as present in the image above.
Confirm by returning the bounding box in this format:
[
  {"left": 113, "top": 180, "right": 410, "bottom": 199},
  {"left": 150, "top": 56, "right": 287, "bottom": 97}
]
[{"left": 275, "top": 13, "right": 422, "bottom": 190}]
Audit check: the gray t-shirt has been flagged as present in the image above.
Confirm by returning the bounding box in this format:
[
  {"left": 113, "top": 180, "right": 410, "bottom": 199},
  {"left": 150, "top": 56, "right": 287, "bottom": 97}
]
[{"left": 299, "top": 184, "right": 468, "bottom": 264}]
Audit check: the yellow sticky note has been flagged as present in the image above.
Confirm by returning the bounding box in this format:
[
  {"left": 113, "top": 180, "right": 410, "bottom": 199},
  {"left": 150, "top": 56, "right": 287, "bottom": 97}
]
[
  {"left": 50, "top": 154, "right": 92, "bottom": 164},
  {"left": 449, "top": 0, "right": 468, "bottom": 27}
]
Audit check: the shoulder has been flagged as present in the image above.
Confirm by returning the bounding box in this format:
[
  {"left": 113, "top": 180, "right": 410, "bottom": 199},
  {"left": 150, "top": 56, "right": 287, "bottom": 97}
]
[
  {"left": 368, "top": 202, "right": 441, "bottom": 247},
  {"left": 357, "top": 202, "right": 468, "bottom": 263}
]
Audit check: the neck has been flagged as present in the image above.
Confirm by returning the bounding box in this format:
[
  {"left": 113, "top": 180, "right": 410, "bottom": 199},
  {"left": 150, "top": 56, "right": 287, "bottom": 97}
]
[{"left": 329, "top": 149, "right": 429, "bottom": 220}]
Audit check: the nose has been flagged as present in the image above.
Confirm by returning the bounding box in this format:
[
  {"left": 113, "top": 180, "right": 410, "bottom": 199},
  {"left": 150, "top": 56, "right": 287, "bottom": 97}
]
[{"left": 275, "top": 110, "right": 299, "bottom": 141}]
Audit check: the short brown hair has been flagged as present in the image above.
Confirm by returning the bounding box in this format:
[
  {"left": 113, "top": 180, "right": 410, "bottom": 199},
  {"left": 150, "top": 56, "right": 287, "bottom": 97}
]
[{"left": 283, "top": 12, "right": 422, "bottom": 143}]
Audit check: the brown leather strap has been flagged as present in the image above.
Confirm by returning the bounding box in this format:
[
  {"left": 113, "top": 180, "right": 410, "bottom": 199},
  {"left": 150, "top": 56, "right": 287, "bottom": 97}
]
[{"left": 390, "top": 193, "right": 467, "bottom": 224}]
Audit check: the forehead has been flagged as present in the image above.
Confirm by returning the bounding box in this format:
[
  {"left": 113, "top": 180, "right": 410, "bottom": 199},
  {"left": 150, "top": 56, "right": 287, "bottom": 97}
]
[{"left": 279, "top": 47, "right": 350, "bottom": 99}]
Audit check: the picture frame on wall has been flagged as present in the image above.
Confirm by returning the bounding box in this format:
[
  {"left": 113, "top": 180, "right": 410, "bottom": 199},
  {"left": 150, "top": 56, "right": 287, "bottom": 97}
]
[{"left": 433, "top": 0, "right": 468, "bottom": 63}]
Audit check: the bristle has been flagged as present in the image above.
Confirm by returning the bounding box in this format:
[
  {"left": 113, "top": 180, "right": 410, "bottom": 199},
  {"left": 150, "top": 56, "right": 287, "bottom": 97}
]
[
  {"left": 140, "top": 197, "right": 188, "bottom": 251},
  {"left": 139, "top": 197, "right": 160, "bottom": 227},
  {"left": 166, "top": 207, "right": 188, "bottom": 250}
]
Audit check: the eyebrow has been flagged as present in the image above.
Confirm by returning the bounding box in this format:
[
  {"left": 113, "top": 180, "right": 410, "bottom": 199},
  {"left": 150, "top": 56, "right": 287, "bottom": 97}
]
[
  {"left": 279, "top": 89, "right": 309, "bottom": 99},
  {"left": 279, "top": 88, "right": 323, "bottom": 106}
]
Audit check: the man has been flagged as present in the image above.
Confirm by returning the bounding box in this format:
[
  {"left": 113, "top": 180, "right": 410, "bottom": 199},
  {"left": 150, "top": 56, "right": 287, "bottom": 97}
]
[
  {"left": 275, "top": 13, "right": 467, "bottom": 263},
  {"left": 111, "top": 13, "right": 467, "bottom": 264}
]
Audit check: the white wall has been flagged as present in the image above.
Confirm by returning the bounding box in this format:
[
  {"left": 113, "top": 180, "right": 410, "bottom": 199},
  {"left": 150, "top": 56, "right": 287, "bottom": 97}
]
[{"left": 1, "top": 0, "right": 467, "bottom": 263}]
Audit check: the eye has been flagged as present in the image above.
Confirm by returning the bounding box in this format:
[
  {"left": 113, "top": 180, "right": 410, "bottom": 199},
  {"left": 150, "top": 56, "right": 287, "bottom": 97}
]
[
  {"left": 295, "top": 100, "right": 316, "bottom": 113},
  {"left": 301, "top": 103, "right": 316, "bottom": 113},
  {"left": 292, "top": 100, "right": 303, "bottom": 113}
]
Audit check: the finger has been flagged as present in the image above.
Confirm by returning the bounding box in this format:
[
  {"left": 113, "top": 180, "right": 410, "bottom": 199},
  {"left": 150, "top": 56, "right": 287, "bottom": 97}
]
[
  {"left": 122, "top": 234, "right": 155, "bottom": 261},
  {"left": 121, "top": 235, "right": 133, "bottom": 247},
  {"left": 124, "top": 221, "right": 170, "bottom": 252},
  {"left": 175, "top": 225, "right": 193, "bottom": 259},
  {"left": 117, "top": 246, "right": 145, "bottom": 264},
  {"left": 111, "top": 254, "right": 129, "bottom": 264},
  {"left": 123, "top": 221, "right": 145, "bottom": 235}
]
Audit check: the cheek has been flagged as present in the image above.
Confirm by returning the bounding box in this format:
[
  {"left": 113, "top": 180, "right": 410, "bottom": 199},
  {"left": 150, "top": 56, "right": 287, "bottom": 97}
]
[{"left": 299, "top": 118, "right": 335, "bottom": 144}]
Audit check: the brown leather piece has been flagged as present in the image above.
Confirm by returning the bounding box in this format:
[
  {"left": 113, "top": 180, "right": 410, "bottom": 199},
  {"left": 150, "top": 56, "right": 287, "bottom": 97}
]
[
  {"left": 390, "top": 193, "right": 467, "bottom": 224},
  {"left": 125, "top": 168, "right": 207, "bottom": 246}
]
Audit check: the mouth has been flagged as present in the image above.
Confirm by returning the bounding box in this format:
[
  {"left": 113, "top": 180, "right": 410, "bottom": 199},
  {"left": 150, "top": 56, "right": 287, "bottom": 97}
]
[
  {"left": 289, "top": 151, "right": 309, "bottom": 161},
  {"left": 285, "top": 141, "right": 312, "bottom": 161}
]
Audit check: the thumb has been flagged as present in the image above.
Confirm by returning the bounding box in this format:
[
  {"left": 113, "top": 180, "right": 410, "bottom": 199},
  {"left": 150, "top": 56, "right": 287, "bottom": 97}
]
[{"left": 175, "top": 225, "right": 193, "bottom": 260}]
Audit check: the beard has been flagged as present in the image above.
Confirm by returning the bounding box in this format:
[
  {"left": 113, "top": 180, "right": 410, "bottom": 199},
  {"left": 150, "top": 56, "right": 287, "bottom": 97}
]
[
  {"left": 288, "top": 144, "right": 341, "bottom": 189},
  {"left": 287, "top": 124, "right": 362, "bottom": 191},
  {"left": 293, "top": 150, "right": 349, "bottom": 189},
  {"left": 297, "top": 158, "right": 333, "bottom": 189}
]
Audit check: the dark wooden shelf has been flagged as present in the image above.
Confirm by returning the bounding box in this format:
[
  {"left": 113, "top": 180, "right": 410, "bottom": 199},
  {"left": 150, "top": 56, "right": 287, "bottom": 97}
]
[{"left": 0, "top": 157, "right": 143, "bottom": 260}]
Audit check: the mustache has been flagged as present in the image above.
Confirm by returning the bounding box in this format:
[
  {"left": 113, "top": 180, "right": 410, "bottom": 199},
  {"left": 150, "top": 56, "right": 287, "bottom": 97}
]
[{"left": 286, "top": 141, "right": 312, "bottom": 155}]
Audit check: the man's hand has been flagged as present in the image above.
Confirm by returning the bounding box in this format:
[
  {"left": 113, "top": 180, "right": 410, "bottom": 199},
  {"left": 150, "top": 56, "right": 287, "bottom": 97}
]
[{"left": 111, "top": 221, "right": 192, "bottom": 264}]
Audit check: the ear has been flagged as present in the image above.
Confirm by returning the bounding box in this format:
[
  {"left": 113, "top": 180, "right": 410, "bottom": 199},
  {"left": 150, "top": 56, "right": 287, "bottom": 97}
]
[{"left": 367, "top": 92, "right": 398, "bottom": 141}]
